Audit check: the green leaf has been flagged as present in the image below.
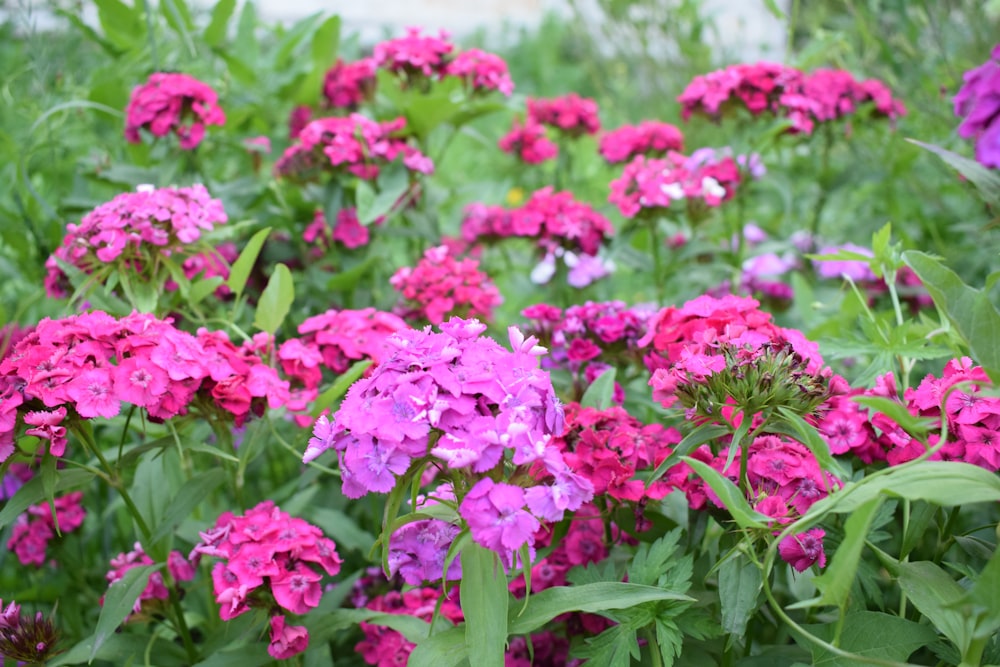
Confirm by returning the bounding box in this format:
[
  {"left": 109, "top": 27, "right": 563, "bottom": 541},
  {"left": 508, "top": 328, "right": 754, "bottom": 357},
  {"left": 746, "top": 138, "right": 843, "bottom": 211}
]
[
  {"left": 408, "top": 627, "right": 467, "bottom": 667},
  {"left": 719, "top": 552, "right": 762, "bottom": 638},
  {"left": 226, "top": 227, "right": 270, "bottom": 298},
  {"left": 572, "top": 623, "right": 641, "bottom": 667},
  {"left": 967, "top": 547, "right": 1000, "bottom": 638},
  {"left": 203, "top": 0, "right": 237, "bottom": 47},
  {"left": 93, "top": 0, "right": 142, "bottom": 50},
  {"left": 508, "top": 582, "right": 693, "bottom": 636},
  {"left": 903, "top": 250, "right": 1000, "bottom": 382},
  {"left": 253, "top": 263, "right": 295, "bottom": 334},
  {"left": 234, "top": 0, "right": 259, "bottom": 72},
  {"left": 91, "top": 564, "right": 159, "bottom": 661},
  {"left": 851, "top": 395, "right": 936, "bottom": 439},
  {"left": 150, "top": 468, "right": 226, "bottom": 544},
  {"left": 307, "top": 507, "right": 376, "bottom": 554},
  {"left": 460, "top": 543, "right": 509, "bottom": 667},
  {"left": 908, "top": 139, "right": 1000, "bottom": 210},
  {"left": 798, "top": 498, "right": 883, "bottom": 610},
  {"left": 628, "top": 530, "right": 681, "bottom": 587},
  {"left": 645, "top": 423, "right": 729, "bottom": 489},
  {"left": 0, "top": 469, "right": 95, "bottom": 530},
  {"left": 189, "top": 276, "right": 225, "bottom": 305},
  {"left": 293, "top": 14, "right": 341, "bottom": 104},
  {"left": 773, "top": 408, "right": 848, "bottom": 483},
  {"left": 681, "top": 456, "right": 769, "bottom": 530},
  {"left": 580, "top": 367, "right": 617, "bottom": 409},
  {"left": 192, "top": 644, "right": 271, "bottom": 667},
  {"left": 312, "top": 360, "right": 372, "bottom": 417},
  {"left": 898, "top": 561, "right": 975, "bottom": 653},
  {"left": 326, "top": 256, "right": 379, "bottom": 292},
  {"left": 722, "top": 415, "right": 751, "bottom": 474},
  {"left": 356, "top": 163, "right": 411, "bottom": 225},
  {"left": 801, "top": 610, "right": 937, "bottom": 666}
]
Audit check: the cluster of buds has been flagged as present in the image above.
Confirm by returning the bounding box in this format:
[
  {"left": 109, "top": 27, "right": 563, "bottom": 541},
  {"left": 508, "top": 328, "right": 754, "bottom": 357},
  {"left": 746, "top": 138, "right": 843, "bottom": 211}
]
[{"left": 0, "top": 599, "right": 59, "bottom": 664}]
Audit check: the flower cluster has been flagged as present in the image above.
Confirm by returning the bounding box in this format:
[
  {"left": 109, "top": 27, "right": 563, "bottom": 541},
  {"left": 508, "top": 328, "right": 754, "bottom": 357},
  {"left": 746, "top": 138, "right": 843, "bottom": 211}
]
[
  {"left": 522, "top": 301, "right": 654, "bottom": 401},
  {"left": 0, "top": 311, "right": 290, "bottom": 462},
  {"left": 678, "top": 62, "right": 905, "bottom": 135},
  {"left": 7, "top": 492, "right": 86, "bottom": 566},
  {"left": 866, "top": 359, "right": 1000, "bottom": 469},
  {"left": 124, "top": 72, "right": 226, "bottom": 149},
  {"left": 498, "top": 117, "right": 559, "bottom": 163},
  {"left": 599, "top": 120, "right": 685, "bottom": 163},
  {"left": 169, "top": 242, "right": 238, "bottom": 298},
  {"left": 387, "top": 517, "right": 462, "bottom": 585},
  {"left": 44, "top": 184, "right": 228, "bottom": 298},
  {"left": 955, "top": 45, "right": 1000, "bottom": 168},
  {"left": 322, "top": 58, "right": 377, "bottom": 110},
  {"left": 304, "top": 319, "right": 593, "bottom": 563},
  {"left": 104, "top": 543, "right": 195, "bottom": 616},
  {"left": 527, "top": 94, "right": 601, "bottom": 137},
  {"left": 549, "top": 404, "right": 681, "bottom": 503},
  {"left": 356, "top": 587, "right": 463, "bottom": 666},
  {"left": 0, "top": 600, "right": 59, "bottom": 665},
  {"left": 192, "top": 501, "right": 342, "bottom": 658},
  {"left": 461, "top": 187, "right": 614, "bottom": 261},
  {"left": 608, "top": 151, "right": 742, "bottom": 218},
  {"left": 373, "top": 27, "right": 454, "bottom": 79},
  {"left": 671, "top": 435, "right": 834, "bottom": 570},
  {"left": 445, "top": 48, "right": 515, "bottom": 96},
  {"left": 303, "top": 208, "right": 376, "bottom": 252},
  {"left": 389, "top": 245, "right": 503, "bottom": 324},
  {"left": 274, "top": 114, "right": 433, "bottom": 181}
]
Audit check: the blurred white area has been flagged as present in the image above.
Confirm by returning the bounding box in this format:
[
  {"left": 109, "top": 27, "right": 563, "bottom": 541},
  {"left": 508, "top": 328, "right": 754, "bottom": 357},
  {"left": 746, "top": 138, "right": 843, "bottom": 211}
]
[{"left": 2, "top": 0, "right": 786, "bottom": 60}]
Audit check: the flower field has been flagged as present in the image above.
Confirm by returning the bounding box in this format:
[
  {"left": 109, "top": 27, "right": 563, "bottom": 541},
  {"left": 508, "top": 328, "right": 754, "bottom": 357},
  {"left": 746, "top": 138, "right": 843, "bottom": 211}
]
[{"left": 1, "top": 1, "right": 1000, "bottom": 665}]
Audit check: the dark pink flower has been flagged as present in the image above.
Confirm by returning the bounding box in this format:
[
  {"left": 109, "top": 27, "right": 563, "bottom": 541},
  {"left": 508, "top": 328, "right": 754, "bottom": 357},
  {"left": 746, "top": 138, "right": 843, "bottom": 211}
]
[
  {"left": 268, "top": 615, "right": 309, "bottom": 660},
  {"left": 779, "top": 528, "right": 827, "bottom": 571},
  {"left": 124, "top": 72, "right": 225, "bottom": 149}
]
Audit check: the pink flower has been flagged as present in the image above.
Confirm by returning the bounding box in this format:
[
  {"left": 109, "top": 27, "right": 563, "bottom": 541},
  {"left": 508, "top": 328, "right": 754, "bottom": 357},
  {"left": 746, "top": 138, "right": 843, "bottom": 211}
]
[
  {"left": 498, "top": 117, "right": 558, "bottom": 164},
  {"left": 390, "top": 245, "right": 502, "bottom": 324},
  {"left": 268, "top": 615, "right": 309, "bottom": 660},
  {"left": 599, "top": 121, "right": 684, "bottom": 163},
  {"left": 527, "top": 94, "right": 601, "bottom": 136},
  {"left": 373, "top": 27, "right": 454, "bottom": 79},
  {"left": 67, "top": 368, "right": 120, "bottom": 419},
  {"left": 779, "top": 528, "right": 827, "bottom": 571},
  {"left": 445, "top": 49, "right": 514, "bottom": 96},
  {"left": 459, "top": 478, "right": 539, "bottom": 554},
  {"left": 323, "top": 58, "right": 377, "bottom": 109},
  {"left": 124, "top": 72, "right": 225, "bottom": 149}
]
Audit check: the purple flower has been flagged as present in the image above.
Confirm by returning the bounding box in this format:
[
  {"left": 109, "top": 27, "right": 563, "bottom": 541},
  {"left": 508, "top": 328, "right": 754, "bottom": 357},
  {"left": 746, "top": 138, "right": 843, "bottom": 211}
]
[
  {"left": 388, "top": 519, "right": 462, "bottom": 584},
  {"left": 812, "top": 243, "right": 876, "bottom": 281},
  {"left": 341, "top": 435, "right": 410, "bottom": 497},
  {"left": 460, "top": 479, "right": 539, "bottom": 555},
  {"left": 954, "top": 45, "right": 1000, "bottom": 168}
]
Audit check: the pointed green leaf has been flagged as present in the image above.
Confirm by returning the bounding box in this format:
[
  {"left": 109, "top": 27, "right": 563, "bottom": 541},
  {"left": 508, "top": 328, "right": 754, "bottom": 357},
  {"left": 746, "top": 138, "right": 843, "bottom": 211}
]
[
  {"left": 580, "top": 367, "right": 617, "bottom": 410},
  {"left": 908, "top": 139, "right": 1000, "bottom": 210},
  {"left": 0, "top": 469, "right": 95, "bottom": 530},
  {"left": 460, "top": 543, "right": 508, "bottom": 667},
  {"left": 253, "top": 263, "right": 295, "bottom": 334},
  {"left": 91, "top": 564, "right": 160, "bottom": 660},
  {"left": 408, "top": 627, "right": 467, "bottom": 667},
  {"left": 150, "top": 468, "right": 226, "bottom": 544},
  {"left": 802, "top": 610, "right": 937, "bottom": 666},
  {"left": 719, "top": 552, "right": 762, "bottom": 637},
  {"left": 898, "top": 561, "right": 974, "bottom": 654},
  {"left": 903, "top": 250, "right": 1000, "bottom": 382},
  {"left": 226, "top": 227, "right": 270, "bottom": 298},
  {"left": 681, "top": 456, "right": 769, "bottom": 530},
  {"left": 645, "top": 423, "right": 729, "bottom": 488},
  {"left": 203, "top": 0, "right": 237, "bottom": 47}
]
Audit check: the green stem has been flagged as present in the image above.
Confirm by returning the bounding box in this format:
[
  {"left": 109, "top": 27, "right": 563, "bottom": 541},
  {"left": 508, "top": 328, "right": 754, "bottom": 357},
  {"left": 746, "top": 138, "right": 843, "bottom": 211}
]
[
  {"left": 141, "top": 0, "right": 160, "bottom": 72},
  {"left": 647, "top": 216, "right": 665, "bottom": 303},
  {"left": 808, "top": 125, "right": 835, "bottom": 246},
  {"left": 644, "top": 626, "right": 664, "bottom": 667}
]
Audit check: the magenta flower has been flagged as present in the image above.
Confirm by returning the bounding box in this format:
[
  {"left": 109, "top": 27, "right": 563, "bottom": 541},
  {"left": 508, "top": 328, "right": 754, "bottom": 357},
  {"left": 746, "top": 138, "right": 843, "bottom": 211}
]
[
  {"left": 459, "top": 478, "right": 540, "bottom": 553},
  {"left": 323, "top": 58, "right": 377, "bottom": 110},
  {"left": 599, "top": 120, "right": 684, "bottom": 163},
  {"left": 779, "top": 528, "right": 827, "bottom": 571},
  {"left": 390, "top": 245, "right": 503, "bottom": 324},
  {"left": 373, "top": 27, "right": 454, "bottom": 79},
  {"left": 527, "top": 93, "right": 601, "bottom": 136},
  {"left": 445, "top": 48, "right": 514, "bottom": 96},
  {"left": 268, "top": 615, "right": 310, "bottom": 660},
  {"left": 498, "top": 116, "right": 559, "bottom": 164},
  {"left": 955, "top": 45, "right": 1000, "bottom": 168},
  {"left": 124, "top": 72, "right": 225, "bottom": 149}
]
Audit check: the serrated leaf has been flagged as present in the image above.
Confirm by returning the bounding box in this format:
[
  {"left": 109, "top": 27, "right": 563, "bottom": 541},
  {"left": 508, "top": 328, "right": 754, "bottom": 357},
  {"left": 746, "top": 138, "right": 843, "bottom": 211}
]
[
  {"left": 253, "top": 263, "right": 295, "bottom": 334},
  {"left": 572, "top": 624, "right": 640, "bottom": 667},
  {"left": 897, "top": 561, "right": 973, "bottom": 654},
  {"left": 91, "top": 564, "right": 159, "bottom": 660},
  {"left": 580, "top": 367, "right": 617, "bottom": 409},
  {"left": 628, "top": 529, "right": 681, "bottom": 587}
]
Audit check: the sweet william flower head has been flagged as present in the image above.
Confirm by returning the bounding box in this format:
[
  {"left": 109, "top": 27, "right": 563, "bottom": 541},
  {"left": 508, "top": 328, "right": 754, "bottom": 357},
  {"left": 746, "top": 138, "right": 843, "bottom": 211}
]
[
  {"left": 0, "top": 600, "right": 60, "bottom": 665},
  {"left": 124, "top": 72, "right": 225, "bottom": 149}
]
